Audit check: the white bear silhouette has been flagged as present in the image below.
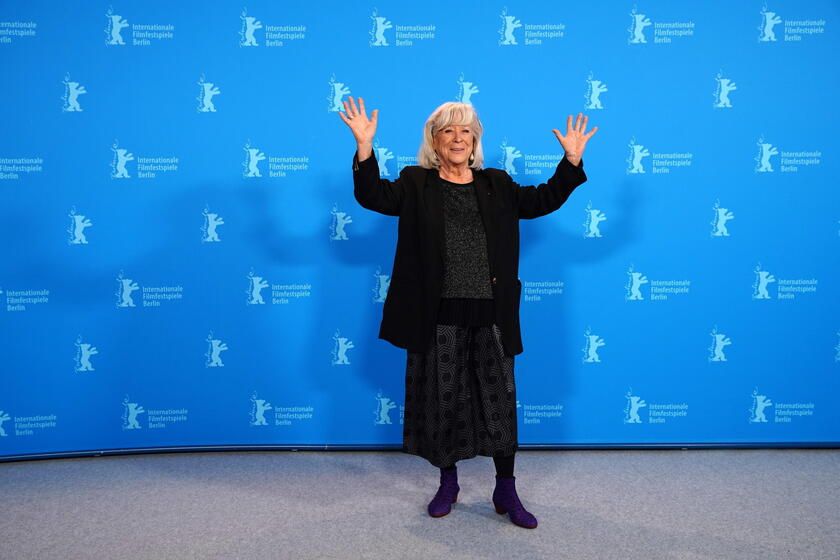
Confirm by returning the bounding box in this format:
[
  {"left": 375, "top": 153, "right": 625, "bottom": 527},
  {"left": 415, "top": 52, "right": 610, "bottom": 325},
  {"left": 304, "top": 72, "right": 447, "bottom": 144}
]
[
  {"left": 0, "top": 410, "right": 11, "bottom": 436},
  {"left": 756, "top": 143, "right": 778, "bottom": 172},
  {"left": 77, "top": 343, "right": 98, "bottom": 371},
  {"left": 371, "top": 16, "right": 392, "bottom": 46},
  {"left": 630, "top": 13, "right": 651, "bottom": 44},
  {"left": 113, "top": 148, "right": 134, "bottom": 178},
  {"left": 203, "top": 212, "right": 224, "bottom": 242},
  {"left": 108, "top": 15, "right": 129, "bottom": 45},
  {"left": 751, "top": 395, "right": 772, "bottom": 422},
  {"left": 375, "top": 146, "right": 395, "bottom": 176},
  {"left": 627, "top": 272, "right": 648, "bottom": 300},
  {"left": 330, "top": 82, "right": 351, "bottom": 112},
  {"left": 500, "top": 15, "right": 522, "bottom": 45},
  {"left": 118, "top": 278, "right": 139, "bottom": 307},
  {"left": 759, "top": 11, "right": 782, "bottom": 42},
  {"left": 242, "top": 16, "right": 262, "bottom": 46},
  {"left": 459, "top": 81, "right": 479, "bottom": 105},
  {"left": 715, "top": 78, "right": 737, "bottom": 108},
  {"left": 199, "top": 82, "right": 221, "bottom": 112},
  {"left": 584, "top": 335, "right": 605, "bottom": 362},
  {"left": 376, "top": 396, "right": 396, "bottom": 424},
  {"left": 334, "top": 337, "right": 354, "bottom": 365},
  {"left": 70, "top": 214, "right": 93, "bottom": 244},
  {"left": 713, "top": 207, "right": 734, "bottom": 236},
  {"left": 754, "top": 271, "right": 775, "bottom": 299},
  {"left": 66, "top": 82, "right": 87, "bottom": 111},
  {"left": 245, "top": 148, "right": 265, "bottom": 177},
  {"left": 249, "top": 276, "right": 269, "bottom": 304},
  {"left": 208, "top": 339, "right": 228, "bottom": 367},
  {"left": 252, "top": 399, "right": 272, "bottom": 425},
  {"left": 331, "top": 211, "right": 352, "bottom": 241},
  {"left": 585, "top": 209, "right": 607, "bottom": 238},
  {"left": 626, "top": 396, "right": 647, "bottom": 423},
  {"left": 587, "top": 80, "right": 608, "bottom": 109},
  {"left": 629, "top": 144, "right": 650, "bottom": 174},
  {"left": 374, "top": 274, "right": 390, "bottom": 303},
  {"left": 710, "top": 333, "right": 731, "bottom": 362},
  {"left": 503, "top": 145, "right": 522, "bottom": 175},
  {"left": 124, "top": 402, "right": 144, "bottom": 429}
]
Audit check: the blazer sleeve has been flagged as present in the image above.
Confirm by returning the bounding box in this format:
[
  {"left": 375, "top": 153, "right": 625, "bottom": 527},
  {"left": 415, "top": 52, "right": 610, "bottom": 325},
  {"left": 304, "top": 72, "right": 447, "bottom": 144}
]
[
  {"left": 511, "top": 156, "right": 588, "bottom": 219},
  {"left": 352, "top": 151, "right": 405, "bottom": 217}
]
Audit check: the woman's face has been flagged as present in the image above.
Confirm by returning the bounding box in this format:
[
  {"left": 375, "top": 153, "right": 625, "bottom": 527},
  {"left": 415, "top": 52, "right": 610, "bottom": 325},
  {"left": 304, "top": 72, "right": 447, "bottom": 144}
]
[{"left": 433, "top": 122, "right": 474, "bottom": 167}]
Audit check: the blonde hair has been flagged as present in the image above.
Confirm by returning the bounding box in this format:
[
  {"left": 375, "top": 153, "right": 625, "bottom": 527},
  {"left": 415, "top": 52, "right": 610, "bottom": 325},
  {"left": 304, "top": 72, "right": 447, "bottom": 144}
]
[{"left": 417, "top": 102, "right": 484, "bottom": 170}]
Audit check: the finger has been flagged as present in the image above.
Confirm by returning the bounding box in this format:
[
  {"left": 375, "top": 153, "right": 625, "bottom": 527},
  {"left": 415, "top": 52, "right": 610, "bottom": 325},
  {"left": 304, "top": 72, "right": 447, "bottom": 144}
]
[
  {"left": 342, "top": 99, "right": 351, "bottom": 116},
  {"left": 585, "top": 126, "right": 599, "bottom": 139},
  {"left": 359, "top": 97, "right": 368, "bottom": 119},
  {"left": 338, "top": 111, "right": 350, "bottom": 125},
  {"left": 349, "top": 96, "right": 359, "bottom": 117},
  {"left": 575, "top": 113, "right": 583, "bottom": 132},
  {"left": 581, "top": 115, "right": 589, "bottom": 135},
  {"left": 371, "top": 108, "right": 379, "bottom": 127},
  {"left": 566, "top": 115, "right": 573, "bottom": 134},
  {"left": 551, "top": 128, "right": 564, "bottom": 141}
]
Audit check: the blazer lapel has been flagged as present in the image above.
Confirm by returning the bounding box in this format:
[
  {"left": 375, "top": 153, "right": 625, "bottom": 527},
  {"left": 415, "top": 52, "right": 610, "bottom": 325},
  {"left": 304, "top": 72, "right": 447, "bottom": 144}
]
[
  {"left": 424, "top": 168, "right": 446, "bottom": 266},
  {"left": 473, "top": 171, "right": 497, "bottom": 273}
]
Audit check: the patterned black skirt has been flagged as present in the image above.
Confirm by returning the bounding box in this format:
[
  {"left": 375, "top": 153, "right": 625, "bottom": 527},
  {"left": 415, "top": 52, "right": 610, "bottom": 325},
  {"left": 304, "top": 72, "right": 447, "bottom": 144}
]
[{"left": 402, "top": 298, "right": 518, "bottom": 468}]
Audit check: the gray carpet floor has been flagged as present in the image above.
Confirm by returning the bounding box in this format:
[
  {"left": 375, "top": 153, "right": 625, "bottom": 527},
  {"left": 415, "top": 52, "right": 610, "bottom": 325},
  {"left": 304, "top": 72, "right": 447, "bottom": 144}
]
[{"left": 1, "top": 449, "right": 838, "bottom": 560}]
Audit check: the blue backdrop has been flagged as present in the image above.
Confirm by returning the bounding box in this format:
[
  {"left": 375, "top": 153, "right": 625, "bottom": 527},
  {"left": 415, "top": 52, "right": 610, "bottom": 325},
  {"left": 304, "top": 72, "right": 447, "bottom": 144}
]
[{"left": 1, "top": 1, "right": 838, "bottom": 460}]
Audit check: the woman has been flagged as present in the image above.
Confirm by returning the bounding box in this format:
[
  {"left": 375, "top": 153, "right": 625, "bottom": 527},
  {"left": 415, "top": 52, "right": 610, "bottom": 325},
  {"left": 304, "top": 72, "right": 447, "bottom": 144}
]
[{"left": 339, "top": 97, "right": 597, "bottom": 529}]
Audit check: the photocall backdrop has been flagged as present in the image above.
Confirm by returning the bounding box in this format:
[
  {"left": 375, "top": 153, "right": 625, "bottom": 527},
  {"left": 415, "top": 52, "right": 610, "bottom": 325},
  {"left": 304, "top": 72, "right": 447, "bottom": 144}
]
[{"left": 1, "top": 1, "right": 838, "bottom": 461}]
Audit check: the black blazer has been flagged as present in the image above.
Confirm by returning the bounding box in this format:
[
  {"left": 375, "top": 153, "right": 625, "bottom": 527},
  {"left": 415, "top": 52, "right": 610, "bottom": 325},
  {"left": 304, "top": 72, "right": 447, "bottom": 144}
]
[{"left": 352, "top": 151, "right": 587, "bottom": 356}]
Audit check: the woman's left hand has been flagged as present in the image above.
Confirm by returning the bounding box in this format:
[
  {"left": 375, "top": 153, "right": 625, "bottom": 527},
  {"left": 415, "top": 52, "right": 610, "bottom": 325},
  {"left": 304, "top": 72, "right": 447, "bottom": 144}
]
[{"left": 552, "top": 113, "right": 598, "bottom": 167}]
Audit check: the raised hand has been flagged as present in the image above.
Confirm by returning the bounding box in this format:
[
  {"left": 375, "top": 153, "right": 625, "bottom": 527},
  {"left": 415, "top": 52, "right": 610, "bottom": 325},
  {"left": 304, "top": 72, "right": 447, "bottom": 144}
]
[
  {"left": 339, "top": 96, "right": 378, "bottom": 161},
  {"left": 552, "top": 113, "right": 598, "bottom": 167}
]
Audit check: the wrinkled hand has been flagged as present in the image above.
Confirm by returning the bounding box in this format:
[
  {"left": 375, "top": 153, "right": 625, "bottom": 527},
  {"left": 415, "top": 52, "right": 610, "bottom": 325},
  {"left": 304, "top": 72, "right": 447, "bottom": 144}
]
[
  {"left": 339, "top": 96, "right": 378, "bottom": 147},
  {"left": 552, "top": 113, "right": 598, "bottom": 166}
]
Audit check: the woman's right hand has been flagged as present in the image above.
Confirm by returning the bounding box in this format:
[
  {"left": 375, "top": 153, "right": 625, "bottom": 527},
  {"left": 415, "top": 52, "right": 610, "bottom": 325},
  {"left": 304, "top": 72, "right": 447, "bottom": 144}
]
[{"left": 339, "top": 96, "right": 378, "bottom": 161}]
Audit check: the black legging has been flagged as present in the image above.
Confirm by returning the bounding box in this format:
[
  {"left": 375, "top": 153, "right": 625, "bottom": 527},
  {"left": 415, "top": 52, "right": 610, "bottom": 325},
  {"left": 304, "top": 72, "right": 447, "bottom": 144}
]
[{"left": 440, "top": 452, "right": 515, "bottom": 478}]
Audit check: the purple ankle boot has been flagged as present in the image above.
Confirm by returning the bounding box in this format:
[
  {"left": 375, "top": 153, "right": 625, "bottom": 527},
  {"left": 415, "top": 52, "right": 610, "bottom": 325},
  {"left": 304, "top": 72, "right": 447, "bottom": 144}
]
[
  {"left": 428, "top": 468, "right": 459, "bottom": 518},
  {"left": 492, "top": 476, "right": 538, "bottom": 528}
]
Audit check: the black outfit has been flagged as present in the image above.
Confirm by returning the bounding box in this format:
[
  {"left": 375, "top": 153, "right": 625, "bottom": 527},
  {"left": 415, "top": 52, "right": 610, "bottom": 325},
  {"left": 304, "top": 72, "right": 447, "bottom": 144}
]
[
  {"left": 352, "top": 152, "right": 587, "bottom": 468},
  {"left": 404, "top": 178, "right": 517, "bottom": 467},
  {"left": 352, "top": 151, "right": 587, "bottom": 356}
]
